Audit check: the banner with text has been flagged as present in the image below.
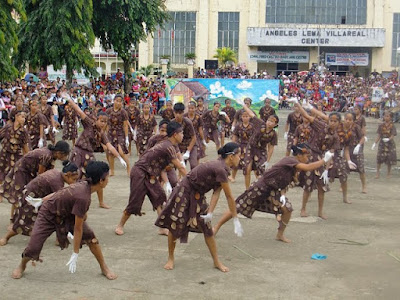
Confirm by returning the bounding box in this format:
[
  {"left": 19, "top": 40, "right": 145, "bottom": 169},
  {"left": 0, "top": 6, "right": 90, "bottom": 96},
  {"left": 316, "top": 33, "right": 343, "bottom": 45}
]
[
  {"left": 249, "top": 51, "right": 309, "bottom": 63},
  {"left": 325, "top": 53, "right": 369, "bottom": 66}
]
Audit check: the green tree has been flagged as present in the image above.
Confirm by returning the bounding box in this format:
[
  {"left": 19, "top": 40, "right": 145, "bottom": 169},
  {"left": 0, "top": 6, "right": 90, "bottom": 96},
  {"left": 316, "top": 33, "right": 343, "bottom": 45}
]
[
  {"left": 92, "top": 0, "right": 169, "bottom": 92},
  {"left": 138, "top": 64, "right": 154, "bottom": 77},
  {"left": 14, "top": 0, "right": 97, "bottom": 85},
  {"left": 213, "top": 47, "right": 237, "bottom": 67},
  {"left": 0, "top": 0, "right": 26, "bottom": 81}
]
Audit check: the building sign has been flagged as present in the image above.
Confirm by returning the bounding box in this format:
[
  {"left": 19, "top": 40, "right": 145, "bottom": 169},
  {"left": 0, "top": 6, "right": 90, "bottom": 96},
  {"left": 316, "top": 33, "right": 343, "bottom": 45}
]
[
  {"left": 247, "top": 28, "right": 385, "bottom": 47},
  {"left": 249, "top": 51, "right": 309, "bottom": 63},
  {"left": 325, "top": 53, "right": 369, "bottom": 66},
  {"left": 372, "top": 87, "right": 384, "bottom": 103}
]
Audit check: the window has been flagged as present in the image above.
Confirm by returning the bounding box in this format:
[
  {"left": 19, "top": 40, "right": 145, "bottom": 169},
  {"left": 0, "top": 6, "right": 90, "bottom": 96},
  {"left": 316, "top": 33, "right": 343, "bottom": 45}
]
[
  {"left": 153, "top": 12, "right": 196, "bottom": 64},
  {"left": 392, "top": 13, "right": 400, "bottom": 67},
  {"left": 266, "top": 0, "right": 367, "bottom": 25},
  {"left": 218, "top": 12, "right": 240, "bottom": 53}
]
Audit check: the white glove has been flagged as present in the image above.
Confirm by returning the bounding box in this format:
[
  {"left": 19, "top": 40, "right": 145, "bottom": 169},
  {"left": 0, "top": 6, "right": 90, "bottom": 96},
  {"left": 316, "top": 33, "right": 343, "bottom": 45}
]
[
  {"left": 25, "top": 195, "right": 43, "bottom": 213},
  {"left": 382, "top": 138, "right": 390, "bottom": 143},
  {"left": 371, "top": 143, "right": 376, "bottom": 150},
  {"left": 353, "top": 144, "right": 361, "bottom": 155},
  {"left": 182, "top": 150, "right": 190, "bottom": 160},
  {"left": 233, "top": 217, "right": 243, "bottom": 237},
  {"left": 38, "top": 138, "right": 44, "bottom": 148},
  {"left": 261, "top": 161, "right": 269, "bottom": 170},
  {"left": 52, "top": 127, "right": 59, "bottom": 134},
  {"left": 66, "top": 252, "right": 79, "bottom": 274},
  {"left": 76, "top": 121, "right": 80, "bottom": 128},
  {"left": 347, "top": 160, "right": 357, "bottom": 170},
  {"left": 133, "top": 130, "right": 137, "bottom": 141},
  {"left": 340, "top": 149, "right": 344, "bottom": 157},
  {"left": 236, "top": 98, "right": 245, "bottom": 106},
  {"left": 319, "top": 170, "right": 329, "bottom": 185},
  {"left": 165, "top": 182, "right": 172, "bottom": 198},
  {"left": 61, "top": 120, "right": 64, "bottom": 126},
  {"left": 202, "top": 139, "right": 207, "bottom": 147},
  {"left": 125, "top": 136, "right": 129, "bottom": 148},
  {"left": 302, "top": 101, "right": 313, "bottom": 110},
  {"left": 129, "top": 125, "right": 135, "bottom": 135},
  {"left": 364, "top": 136, "right": 368, "bottom": 142},
  {"left": 323, "top": 151, "right": 334, "bottom": 163},
  {"left": 200, "top": 212, "right": 213, "bottom": 224},
  {"left": 219, "top": 111, "right": 227, "bottom": 117},
  {"left": 44, "top": 127, "right": 49, "bottom": 135},
  {"left": 180, "top": 160, "right": 186, "bottom": 168},
  {"left": 67, "top": 232, "right": 74, "bottom": 240},
  {"left": 231, "top": 125, "right": 235, "bottom": 132},
  {"left": 279, "top": 195, "right": 286, "bottom": 207},
  {"left": 287, "top": 97, "right": 299, "bottom": 104},
  {"left": 118, "top": 156, "right": 127, "bottom": 169},
  {"left": 284, "top": 132, "right": 288, "bottom": 140}
]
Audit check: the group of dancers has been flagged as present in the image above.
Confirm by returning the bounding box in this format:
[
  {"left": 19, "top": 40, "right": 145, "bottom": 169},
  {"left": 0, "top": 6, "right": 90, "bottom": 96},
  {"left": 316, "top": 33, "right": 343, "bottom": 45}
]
[{"left": 0, "top": 93, "right": 397, "bottom": 279}]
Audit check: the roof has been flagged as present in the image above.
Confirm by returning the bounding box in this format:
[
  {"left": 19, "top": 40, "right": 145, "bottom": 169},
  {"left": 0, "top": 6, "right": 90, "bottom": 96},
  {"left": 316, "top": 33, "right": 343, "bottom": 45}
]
[{"left": 181, "top": 81, "right": 210, "bottom": 96}]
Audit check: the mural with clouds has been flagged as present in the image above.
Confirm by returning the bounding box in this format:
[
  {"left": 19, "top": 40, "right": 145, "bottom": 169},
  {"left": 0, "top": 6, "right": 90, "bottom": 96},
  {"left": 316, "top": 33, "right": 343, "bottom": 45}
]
[{"left": 166, "top": 79, "right": 280, "bottom": 112}]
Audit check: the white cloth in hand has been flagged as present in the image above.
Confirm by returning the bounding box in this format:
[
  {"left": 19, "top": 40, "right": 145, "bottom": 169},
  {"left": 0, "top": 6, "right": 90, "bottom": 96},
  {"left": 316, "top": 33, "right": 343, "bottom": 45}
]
[
  {"left": 319, "top": 170, "right": 329, "bottom": 185},
  {"left": 165, "top": 182, "right": 172, "bottom": 198},
  {"left": 38, "top": 138, "right": 44, "bottom": 149},
  {"left": 118, "top": 157, "right": 127, "bottom": 169},
  {"left": 200, "top": 212, "right": 213, "bottom": 224},
  {"left": 219, "top": 111, "right": 227, "bottom": 117},
  {"left": 52, "top": 127, "right": 59, "bottom": 134},
  {"left": 279, "top": 195, "right": 286, "bottom": 207},
  {"left": 25, "top": 195, "right": 43, "bottom": 213},
  {"left": 284, "top": 132, "right": 288, "bottom": 140},
  {"left": 180, "top": 160, "right": 186, "bottom": 168},
  {"left": 364, "top": 136, "right": 368, "bottom": 142},
  {"left": 382, "top": 138, "right": 390, "bottom": 142},
  {"left": 323, "top": 151, "right": 334, "bottom": 163},
  {"left": 61, "top": 120, "right": 64, "bottom": 126},
  {"left": 125, "top": 136, "right": 130, "bottom": 148},
  {"left": 261, "top": 161, "right": 269, "bottom": 170},
  {"left": 347, "top": 160, "right": 357, "bottom": 170},
  {"left": 202, "top": 140, "right": 207, "bottom": 147},
  {"left": 76, "top": 121, "right": 80, "bottom": 128},
  {"left": 287, "top": 97, "right": 299, "bottom": 104},
  {"left": 353, "top": 144, "right": 361, "bottom": 155},
  {"left": 66, "top": 252, "right": 79, "bottom": 274},
  {"left": 233, "top": 217, "right": 243, "bottom": 237},
  {"left": 67, "top": 232, "right": 74, "bottom": 240},
  {"left": 182, "top": 150, "right": 190, "bottom": 160},
  {"left": 371, "top": 143, "right": 376, "bottom": 150},
  {"left": 44, "top": 127, "right": 49, "bottom": 135}
]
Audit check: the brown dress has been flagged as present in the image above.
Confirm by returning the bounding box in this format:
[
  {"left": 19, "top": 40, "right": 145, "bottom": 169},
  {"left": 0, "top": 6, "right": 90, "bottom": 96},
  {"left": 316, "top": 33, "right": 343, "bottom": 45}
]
[
  {"left": 136, "top": 114, "right": 157, "bottom": 155},
  {"left": 346, "top": 123, "right": 365, "bottom": 173},
  {"left": 12, "top": 169, "right": 65, "bottom": 236},
  {"left": 196, "top": 106, "right": 208, "bottom": 117},
  {"left": 244, "top": 117, "right": 278, "bottom": 175},
  {"left": 354, "top": 115, "right": 366, "bottom": 131},
  {"left": 184, "top": 113, "right": 205, "bottom": 160},
  {"left": 221, "top": 106, "right": 236, "bottom": 137},
  {"left": 125, "top": 139, "right": 179, "bottom": 215},
  {"left": 62, "top": 106, "right": 78, "bottom": 140},
  {"left": 155, "top": 158, "right": 230, "bottom": 243},
  {"left": 259, "top": 105, "right": 275, "bottom": 122},
  {"left": 328, "top": 123, "right": 349, "bottom": 184},
  {"left": 234, "top": 108, "right": 256, "bottom": 125},
  {"left": 236, "top": 157, "right": 297, "bottom": 227},
  {"left": 22, "top": 181, "right": 96, "bottom": 261},
  {"left": 70, "top": 116, "right": 109, "bottom": 175},
  {"left": 26, "top": 111, "right": 47, "bottom": 149},
  {"left": 0, "top": 124, "right": 29, "bottom": 181},
  {"left": 40, "top": 104, "right": 55, "bottom": 142},
  {"left": 376, "top": 122, "right": 397, "bottom": 166},
  {"left": 293, "top": 123, "right": 311, "bottom": 145},
  {"left": 0, "top": 148, "right": 55, "bottom": 207},
  {"left": 106, "top": 107, "right": 129, "bottom": 154},
  {"left": 299, "top": 119, "right": 339, "bottom": 192},
  {"left": 172, "top": 117, "right": 197, "bottom": 169},
  {"left": 160, "top": 107, "right": 174, "bottom": 121},
  {"left": 126, "top": 106, "right": 140, "bottom": 141},
  {"left": 202, "top": 110, "right": 225, "bottom": 148},
  {"left": 286, "top": 112, "right": 303, "bottom": 152},
  {"left": 232, "top": 122, "right": 254, "bottom": 172}
]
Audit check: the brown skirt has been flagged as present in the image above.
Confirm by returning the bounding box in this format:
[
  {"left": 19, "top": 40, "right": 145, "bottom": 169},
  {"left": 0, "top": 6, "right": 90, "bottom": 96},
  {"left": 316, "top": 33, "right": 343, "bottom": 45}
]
[
  {"left": 30, "top": 134, "right": 47, "bottom": 150},
  {"left": 0, "top": 149, "right": 22, "bottom": 182},
  {"left": 0, "top": 166, "right": 34, "bottom": 207},
  {"left": 377, "top": 140, "right": 397, "bottom": 166},
  {"left": 243, "top": 145, "right": 267, "bottom": 176},
  {"left": 136, "top": 132, "right": 153, "bottom": 155},
  {"left": 11, "top": 189, "right": 38, "bottom": 236},
  {"left": 62, "top": 120, "right": 78, "bottom": 140},
  {"left": 298, "top": 150, "right": 326, "bottom": 192},
  {"left": 204, "top": 128, "right": 221, "bottom": 149},
  {"left": 349, "top": 144, "right": 365, "bottom": 173},
  {"left": 328, "top": 151, "right": 348, "bottom": 184},
  {"left": 69, "top": 146, "right": 95, "bottom": 177},
  {"left": 286, "top": 132, "right": 296, "bottom": 152},
  {"left": 155, "top": 178, "right": 212, "bottom": 243},
  {"left": 108, "top": 132, "right": 129, "bottom": 154},
  {"left": 124, "top": 166, "right": 166, "bottom": 215},
  {"left": 196, "top": 135, "right": 206, "bottom": 159}
]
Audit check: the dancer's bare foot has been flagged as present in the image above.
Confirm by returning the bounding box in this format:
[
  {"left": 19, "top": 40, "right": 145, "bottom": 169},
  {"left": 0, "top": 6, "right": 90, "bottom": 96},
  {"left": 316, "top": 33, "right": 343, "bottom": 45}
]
[
  {"left": 361, "top": 187, "right": 367, "bottom": 194},
  {"left": 375, "top": 173, "right": 380, "bottom": 179},
  {"left": 300, "top": 210, "right": 308, "bottom": 217},
  {"left": 318, "top": 214, "right": 328, "bottom": 220},
  {"left": 115, "top": 226, "right": 124, "bottom": 236},
  {"left": 110, "top": 172, "right": 115, "bottom": 177},
  {"left": 228, "top": 176, "right": 235, "bottom": 183},
  {"left": 276, "top": 234, "right": 291, "bottom": 243},
  {"left": 158, "top": 228, "right": 169, "bottom": 236},
  {"left": 54, "top": 239, "right": 60, "bottom": 246},
  {"left": 11, "top": 266, "right": 26, "bottom": 279},
  {"left": 99, "top": 203, "right": 111, "bottom": 209},
  {"left": 0, "top": 238, "right": 8, "bottom": 246},
  {"left": 164, "top": 259, "right": 174, "bottom": 270},
  {"left": 102, "top": 268, "right": 118, "bottom": 280},
  {"left": 386, "top": 174, "right": 392, "bottom": 179},
  {"left": 214, "top": 261, "right": 229, "bottom": 272},
  {"left": 343, "top": 199, "right": 352, "bottom": 204}
]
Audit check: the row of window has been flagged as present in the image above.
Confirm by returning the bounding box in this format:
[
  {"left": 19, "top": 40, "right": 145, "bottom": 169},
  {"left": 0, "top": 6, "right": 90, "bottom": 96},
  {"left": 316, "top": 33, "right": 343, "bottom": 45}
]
[{"left": 392, "top": 13, "right": 400, "bottom": 67}]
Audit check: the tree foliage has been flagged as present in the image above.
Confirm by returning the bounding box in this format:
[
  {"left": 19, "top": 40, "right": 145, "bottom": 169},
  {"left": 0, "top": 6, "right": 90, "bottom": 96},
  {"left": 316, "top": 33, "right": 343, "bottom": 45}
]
[
  {"left": 92, "top": 0, "right": 169, "bottom": 91},
  {"left": 213, "top": 47, "right": 238, "bottom": 67},
  {"left": 0, "top": 0, "right": 26, "bottom": 81},
  {"left": 14, "top": 0, "right": 97, "bottom": 84}
]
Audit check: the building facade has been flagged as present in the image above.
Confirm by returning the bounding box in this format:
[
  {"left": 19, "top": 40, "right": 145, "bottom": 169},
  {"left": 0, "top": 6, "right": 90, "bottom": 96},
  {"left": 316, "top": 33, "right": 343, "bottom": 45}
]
[{"left": 94, "top": 0, "right": 400, "bottom": 77}]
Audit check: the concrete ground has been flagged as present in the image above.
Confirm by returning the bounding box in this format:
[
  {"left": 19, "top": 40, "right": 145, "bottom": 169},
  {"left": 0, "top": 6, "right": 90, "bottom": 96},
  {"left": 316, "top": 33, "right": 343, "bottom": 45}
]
[{"left": 0, "top": 110, "right": 399, "bottom": 300}]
